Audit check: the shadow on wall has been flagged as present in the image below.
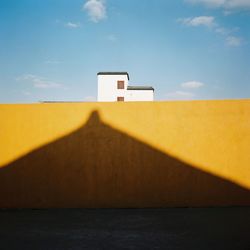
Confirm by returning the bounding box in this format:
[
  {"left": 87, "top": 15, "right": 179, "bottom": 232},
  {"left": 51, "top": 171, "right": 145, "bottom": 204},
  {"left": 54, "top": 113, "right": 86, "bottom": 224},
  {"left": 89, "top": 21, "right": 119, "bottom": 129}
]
[{"left": 0, "top": 110, "right": 250, "bottom": 208}]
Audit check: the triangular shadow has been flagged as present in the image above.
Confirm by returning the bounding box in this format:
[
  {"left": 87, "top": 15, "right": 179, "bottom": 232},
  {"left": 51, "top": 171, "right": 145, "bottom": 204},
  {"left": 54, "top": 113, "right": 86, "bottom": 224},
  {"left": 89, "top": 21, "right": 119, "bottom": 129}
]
[{"left": 0, "top": 110, "right": 250, "bottom": 208}]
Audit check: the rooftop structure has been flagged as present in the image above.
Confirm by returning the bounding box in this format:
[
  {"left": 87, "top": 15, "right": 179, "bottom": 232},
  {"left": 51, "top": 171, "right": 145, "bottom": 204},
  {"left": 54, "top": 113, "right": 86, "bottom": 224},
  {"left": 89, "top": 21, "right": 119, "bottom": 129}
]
[{"left": 97, "top": 72, "right": 154, "bottom": 102}]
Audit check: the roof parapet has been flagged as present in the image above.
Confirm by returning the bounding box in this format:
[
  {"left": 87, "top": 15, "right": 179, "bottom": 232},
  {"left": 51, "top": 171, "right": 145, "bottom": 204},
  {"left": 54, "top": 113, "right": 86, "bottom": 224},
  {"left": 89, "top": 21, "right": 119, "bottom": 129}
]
[
  {"left": 127, "top": 86, "right": 154, "bottom": 91},
  {"left": 97, "top": 72, "right": 130, "bottom": 80}
]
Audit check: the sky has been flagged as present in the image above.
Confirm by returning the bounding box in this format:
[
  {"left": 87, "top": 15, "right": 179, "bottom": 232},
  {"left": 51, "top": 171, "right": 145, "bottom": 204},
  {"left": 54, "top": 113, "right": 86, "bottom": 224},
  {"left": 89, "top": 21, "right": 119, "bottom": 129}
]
[{"left": 0, "top": 0, "right": 250, "bottom": 103}]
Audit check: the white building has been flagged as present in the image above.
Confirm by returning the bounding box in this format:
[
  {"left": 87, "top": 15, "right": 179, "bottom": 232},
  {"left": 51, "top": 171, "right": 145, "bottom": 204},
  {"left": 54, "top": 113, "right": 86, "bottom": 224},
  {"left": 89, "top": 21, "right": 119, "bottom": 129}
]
[{"left": 97, "top": 72, "right": 154, "bottom": 102}]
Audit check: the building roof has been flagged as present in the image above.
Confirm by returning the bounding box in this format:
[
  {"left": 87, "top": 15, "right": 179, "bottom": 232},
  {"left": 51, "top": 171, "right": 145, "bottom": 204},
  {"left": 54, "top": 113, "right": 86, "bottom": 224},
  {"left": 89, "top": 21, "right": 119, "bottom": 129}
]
[
  {"left": 97, "top": 72, "right": 130, "bottom": 80},
  {"left": 127, "top": 86, "right": 154, "bottom": 91}
]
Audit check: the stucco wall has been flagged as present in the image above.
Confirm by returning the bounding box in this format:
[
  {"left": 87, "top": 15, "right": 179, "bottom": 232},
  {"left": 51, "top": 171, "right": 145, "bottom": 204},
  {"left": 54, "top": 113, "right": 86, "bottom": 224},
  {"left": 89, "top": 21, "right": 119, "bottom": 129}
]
[
  {"left": 126, "top": 89, "right": 154, "bottom": 101},
  {"left": 0, "top": 100, "right": 249, "bottom": 208},
  {"left": 97, "top": 74, "right": 128, "bottom": 102}
]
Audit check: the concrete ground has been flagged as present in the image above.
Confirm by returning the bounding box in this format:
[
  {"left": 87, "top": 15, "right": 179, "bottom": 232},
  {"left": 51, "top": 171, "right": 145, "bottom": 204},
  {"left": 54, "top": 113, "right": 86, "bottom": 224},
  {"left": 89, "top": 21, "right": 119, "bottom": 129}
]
[{"left": 0, "top": 208, "right": 249, "bottom": 250}]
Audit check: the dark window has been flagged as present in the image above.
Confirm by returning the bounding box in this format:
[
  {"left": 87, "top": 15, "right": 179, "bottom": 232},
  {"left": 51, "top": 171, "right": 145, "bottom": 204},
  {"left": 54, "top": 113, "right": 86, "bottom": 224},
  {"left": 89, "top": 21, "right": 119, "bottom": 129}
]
[
  {"left": 117, "top": 97, "right": 124, "bottom": 102},
  {"left": 117, "top": 81, "right": 125, "bottom": 89}
]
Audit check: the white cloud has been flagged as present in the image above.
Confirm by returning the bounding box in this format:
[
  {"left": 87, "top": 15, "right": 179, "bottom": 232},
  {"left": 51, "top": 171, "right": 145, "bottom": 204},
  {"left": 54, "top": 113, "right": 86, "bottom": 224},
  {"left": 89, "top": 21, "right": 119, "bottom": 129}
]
[
  {"left": 84, "top": 96, "right": 96, "bottom": 102},
  {"left": 214, "top": 26, "right": 240, "bottom": 35},
  {"left": 186, "top": 0, "right": 226, "bottom": 7},
  {"left": 65, "top": 22, "right": 81, "bottom": 29},
  {"left": 181, "top": 81, "right": 205, "bottom": 89},
  {"left": 223, "top": 10, "right": 233, "bottom": 15},
  {"left": 166, "top": 80, "right": 205, "bottom": 100},
  {"left": 178, "top": 14, "right": 243, "bottom": 47},
  {"left": 186, "top": 0, "right": 250, "bottom": 9},
  {"left": 106, "top": 34, "right": 117, "bottom": 42},
  {"left": 22, "top": 91, "right": 32, "bottom": 96},
  {"left": 166, "top": 91, "right": 195, "bottom": 100},
  {"left": 83, "top": 0, "right": 107, "bottom": 22},
  {"left": 179, "top": 16, "right": 215, "bottom": 27},
  {"left": 215, "top": 27, "right": 230, "bottom": 35},
  {"left": 226, "top": 35, "right": 243, "bottom": 46},
  {"left": 44, "top": 60, "right": 63, "bottom": 64},
  {"left": 226, "top": 0, "right": 250, "bottom": 9},
  {"left": 17, "top": 74, "right": 63, "bottom": 89}
]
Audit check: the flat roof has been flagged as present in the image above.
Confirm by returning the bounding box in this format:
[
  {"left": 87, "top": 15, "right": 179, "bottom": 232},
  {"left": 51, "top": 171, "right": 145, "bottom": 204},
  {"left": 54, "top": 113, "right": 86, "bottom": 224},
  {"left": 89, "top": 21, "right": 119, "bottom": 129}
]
[
  {"left": 127, "top": 86, "right": 154, "bottom": 91},
  {"left": 97, "top": 72, "right": 130, "bottom": 80}
]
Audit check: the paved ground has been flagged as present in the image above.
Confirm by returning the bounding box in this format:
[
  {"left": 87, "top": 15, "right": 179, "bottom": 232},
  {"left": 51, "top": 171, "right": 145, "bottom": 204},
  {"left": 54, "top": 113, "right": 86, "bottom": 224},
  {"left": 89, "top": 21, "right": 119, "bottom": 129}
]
[{"left": 0, "top": 208, "right": 249, "bottom": 250}]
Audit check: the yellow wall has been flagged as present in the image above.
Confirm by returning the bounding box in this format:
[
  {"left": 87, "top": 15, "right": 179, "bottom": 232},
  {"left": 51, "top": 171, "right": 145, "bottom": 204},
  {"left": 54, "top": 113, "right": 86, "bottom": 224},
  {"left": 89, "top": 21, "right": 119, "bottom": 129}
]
[{"left": 0, "top": 100, "right": 250, "bottom": 208}]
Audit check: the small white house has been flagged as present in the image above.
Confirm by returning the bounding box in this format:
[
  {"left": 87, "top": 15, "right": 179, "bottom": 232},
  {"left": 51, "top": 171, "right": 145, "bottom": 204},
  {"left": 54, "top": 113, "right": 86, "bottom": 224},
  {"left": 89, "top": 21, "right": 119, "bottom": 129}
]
[{"left": 97, "top": 72, "right": 154, "bottom": 102}]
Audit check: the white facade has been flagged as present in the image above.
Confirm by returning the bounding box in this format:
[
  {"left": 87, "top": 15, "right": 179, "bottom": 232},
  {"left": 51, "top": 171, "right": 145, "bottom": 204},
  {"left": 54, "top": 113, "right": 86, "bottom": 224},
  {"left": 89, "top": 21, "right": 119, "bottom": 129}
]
[
  {"left": 97, "top": 72, "right": 154, "bottom": 102},
  {"left": 126, "top": 89, "right": 154, "bottom": 102},
  {"left": 97, "top": 73, "right": 129, "bottom": 102}
]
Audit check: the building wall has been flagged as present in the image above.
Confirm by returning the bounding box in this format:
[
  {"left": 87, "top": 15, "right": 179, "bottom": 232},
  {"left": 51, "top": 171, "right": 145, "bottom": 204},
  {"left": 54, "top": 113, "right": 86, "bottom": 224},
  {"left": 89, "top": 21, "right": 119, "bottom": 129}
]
[
  {"left": 97, "top": 74, "right": 154, "bottom": 102},
  {"left": 0, "top": 100, "right": 250, "bottom": 208},
  {"left": 126, "top": 90, "right": 154, "bottom": 102},
  {"left": 97, "top": 74, "right": 128, "bottom": 102}
]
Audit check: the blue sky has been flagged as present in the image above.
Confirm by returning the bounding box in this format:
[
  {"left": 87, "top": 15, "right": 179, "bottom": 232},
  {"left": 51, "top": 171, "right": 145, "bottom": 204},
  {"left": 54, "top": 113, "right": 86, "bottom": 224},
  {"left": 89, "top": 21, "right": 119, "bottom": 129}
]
[{"left": 0, "top": 0, "right": 250, "bottom": 103}]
